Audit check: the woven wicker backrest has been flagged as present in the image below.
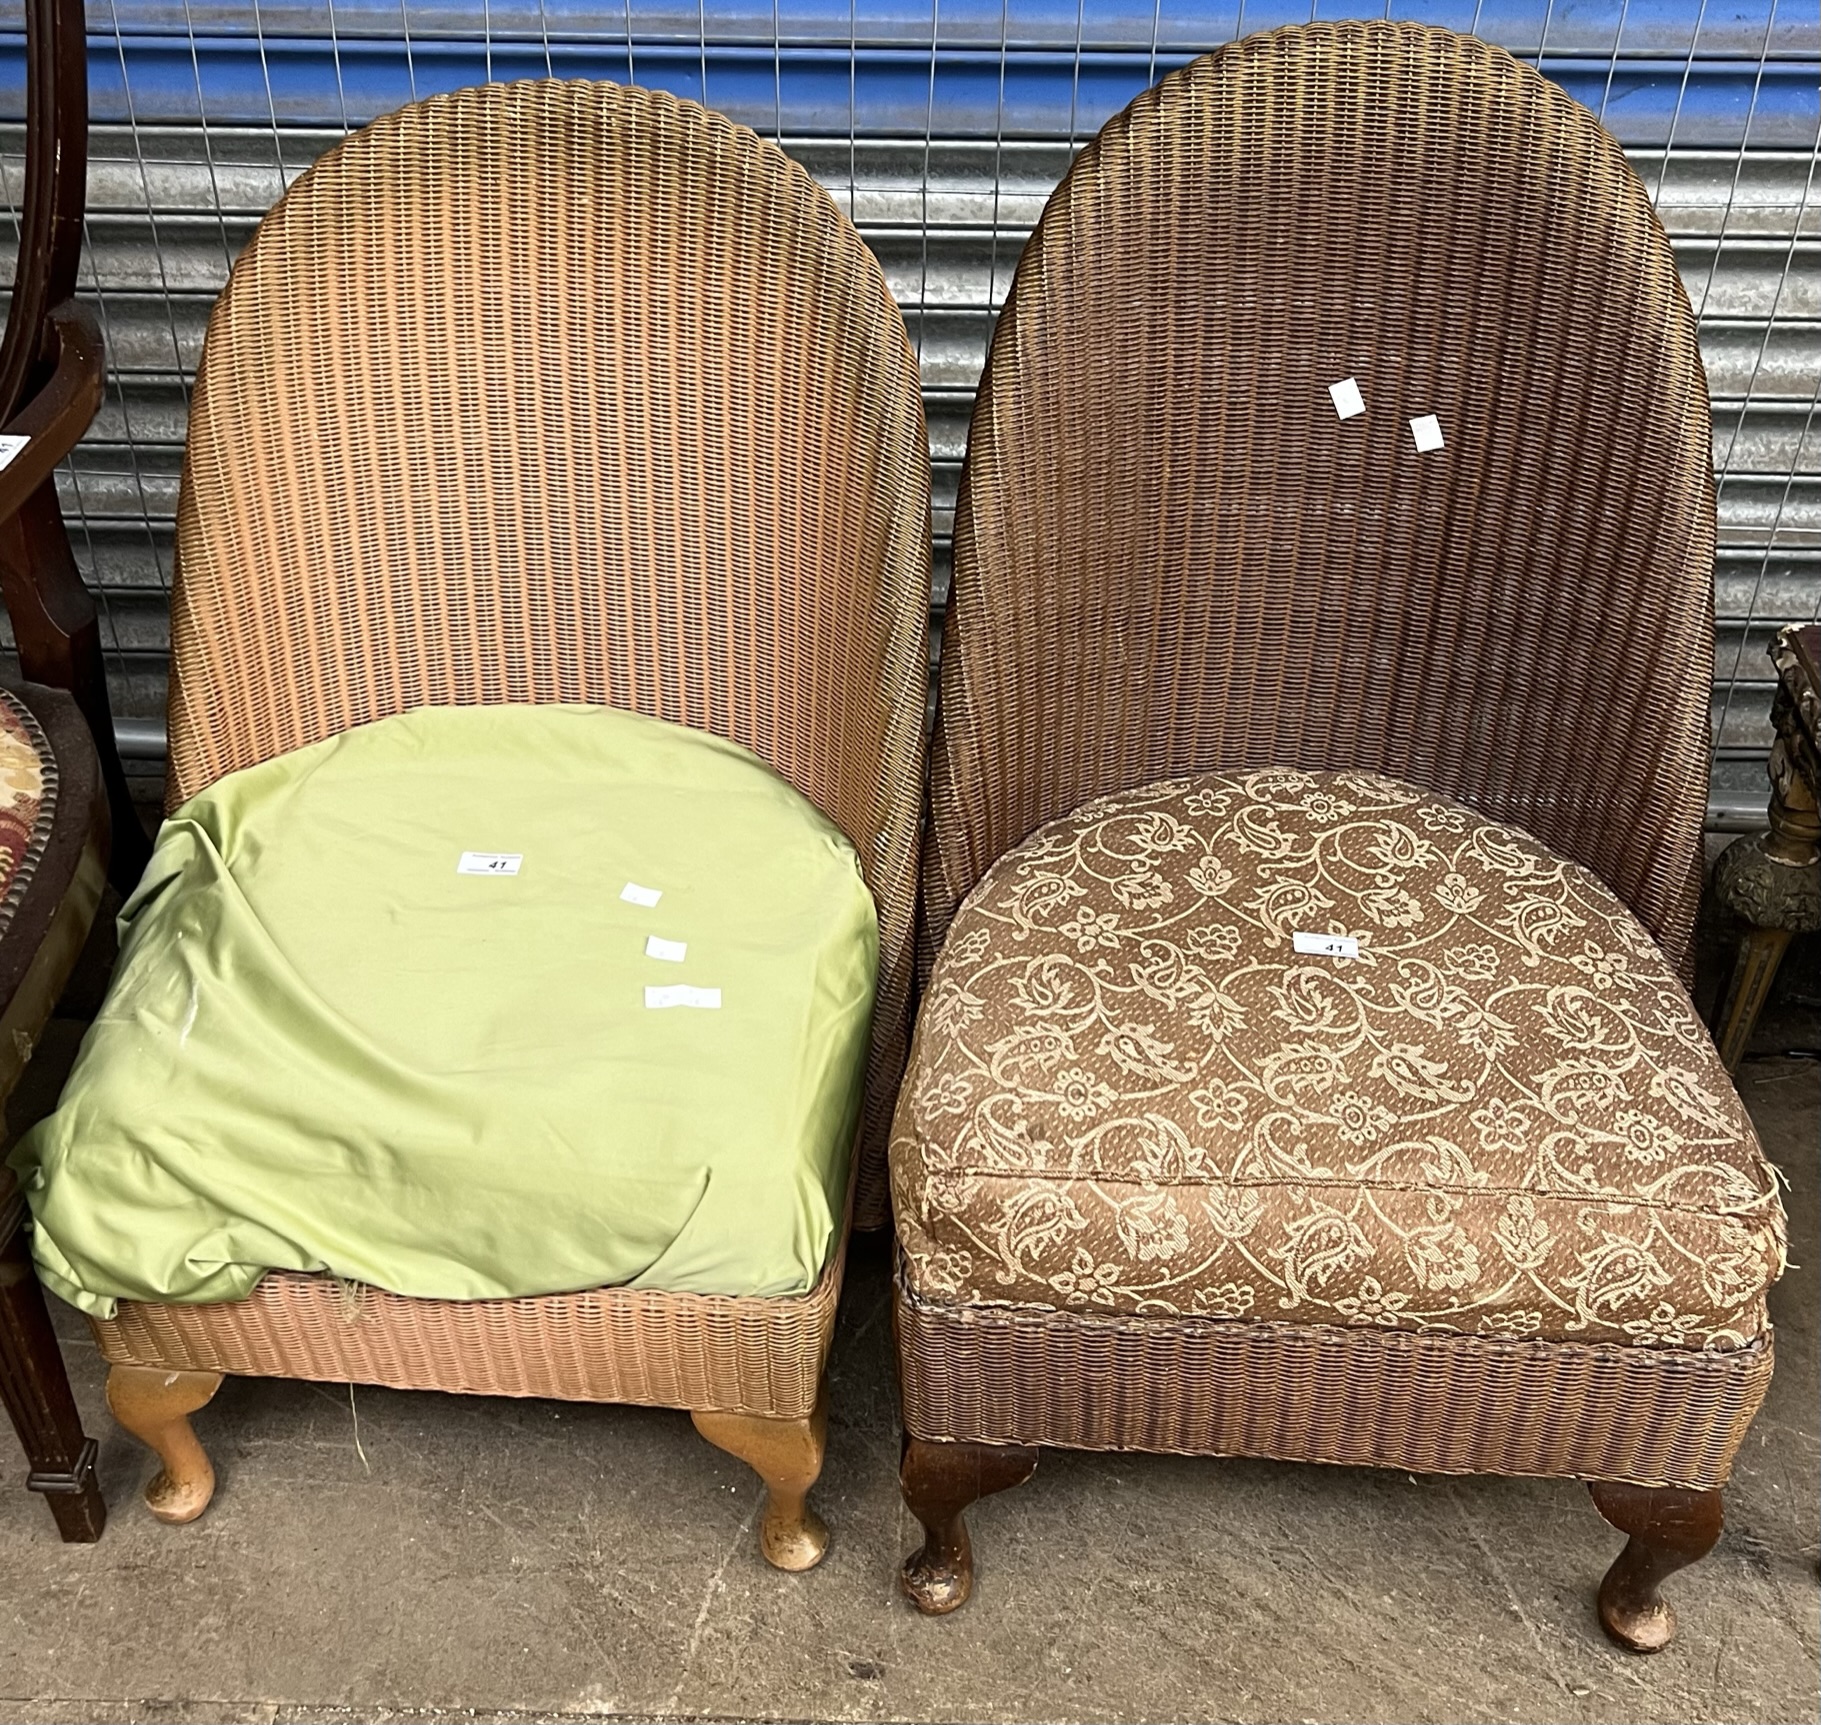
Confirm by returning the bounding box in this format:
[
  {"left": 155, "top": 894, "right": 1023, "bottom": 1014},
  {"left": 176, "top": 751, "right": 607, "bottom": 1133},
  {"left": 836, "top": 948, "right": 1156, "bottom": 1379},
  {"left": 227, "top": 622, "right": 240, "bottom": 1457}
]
[
  {"left": 928, "top": 21, "right": 1715, "bottom": 975},
  {"left": 170, "top": 80, "right": 931, "bottom": 1190}
]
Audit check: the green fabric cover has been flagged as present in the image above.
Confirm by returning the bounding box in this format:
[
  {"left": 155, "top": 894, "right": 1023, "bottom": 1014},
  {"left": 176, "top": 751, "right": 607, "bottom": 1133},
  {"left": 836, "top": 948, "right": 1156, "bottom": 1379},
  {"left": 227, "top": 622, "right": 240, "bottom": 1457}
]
[{"left": 14, "top": 704, "right": 878, "bottom": 1318}]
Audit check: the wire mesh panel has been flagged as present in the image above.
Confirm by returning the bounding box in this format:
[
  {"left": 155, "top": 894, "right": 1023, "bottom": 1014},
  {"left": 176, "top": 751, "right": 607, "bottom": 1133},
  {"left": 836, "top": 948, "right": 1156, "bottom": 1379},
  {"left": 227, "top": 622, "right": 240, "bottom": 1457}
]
[{"left": 1, "top": 0, "right": 1817, "bottom": 819}]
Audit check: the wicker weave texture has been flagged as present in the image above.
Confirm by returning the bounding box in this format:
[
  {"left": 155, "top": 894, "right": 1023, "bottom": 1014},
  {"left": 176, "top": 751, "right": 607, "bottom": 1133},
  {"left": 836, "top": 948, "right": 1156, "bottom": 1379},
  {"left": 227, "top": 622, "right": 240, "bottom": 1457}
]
[
  {"left": 167, "top": 80, "right": 931, "bottom": 1223},
  {"left": 925, "top": 22, "right": 1715, "bottom": 977},
  {"left": 895, "top": 1284, "right": 1772, "bottom": 1491},
  {"left": 93, "top": 1246, "right": 844, "bottom": 1418}
]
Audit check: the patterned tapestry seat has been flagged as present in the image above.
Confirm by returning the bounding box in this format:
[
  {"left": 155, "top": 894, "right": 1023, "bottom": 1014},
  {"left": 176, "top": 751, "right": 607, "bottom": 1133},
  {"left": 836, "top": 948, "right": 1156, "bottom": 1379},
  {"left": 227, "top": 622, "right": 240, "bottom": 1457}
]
[
  {"left": 0, "top": 687, "right": 53, "bottom": 945},
  {"left": 892, "top": 769, "right": 1787, "bottom": 1350}
]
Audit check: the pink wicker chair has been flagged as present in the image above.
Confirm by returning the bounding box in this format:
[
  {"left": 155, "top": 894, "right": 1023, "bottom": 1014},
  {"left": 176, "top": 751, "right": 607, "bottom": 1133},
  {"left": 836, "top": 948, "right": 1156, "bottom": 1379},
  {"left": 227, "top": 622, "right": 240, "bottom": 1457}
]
[{"left": 82, "top": 79, "right": 931, "bottom": 1570}]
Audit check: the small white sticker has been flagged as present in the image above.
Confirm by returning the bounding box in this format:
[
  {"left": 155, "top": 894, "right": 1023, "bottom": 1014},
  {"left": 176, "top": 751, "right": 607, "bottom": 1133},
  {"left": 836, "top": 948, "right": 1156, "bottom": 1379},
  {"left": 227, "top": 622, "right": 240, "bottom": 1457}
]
[
  {"left": 1293, "top": 931, "right": 1359, "bottom": 959},
  {"left": 620, "top": 881, "right": 663, "bottom": 907},
  {"left": 1409, "top": 413, "right": 1445, "bottom": 452},
  {"left": 0, "top": 434, "right": 28, "bottom": 472},
  {"left": 457, "top": 851, "right": 522, "bottom": 876},
  {"left": 1328, "top": 377, "right": 1365, "bottom": 421},
  {"left": 645, "top": 984, "right": 721, "bottom": 1009},
  {"left": 645, "top": 935, "right": 687, "bottom": 963}
]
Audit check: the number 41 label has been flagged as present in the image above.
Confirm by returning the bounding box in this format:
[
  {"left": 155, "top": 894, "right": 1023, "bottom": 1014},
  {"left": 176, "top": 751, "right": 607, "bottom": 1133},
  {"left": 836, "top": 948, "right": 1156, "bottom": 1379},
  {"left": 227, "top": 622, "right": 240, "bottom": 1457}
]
[
  {"left": 1292, "top": 931, "right": 1359, "bottom": 959},
  {"left": 457, "top": 851, "right": 523, "bottom": 876}
]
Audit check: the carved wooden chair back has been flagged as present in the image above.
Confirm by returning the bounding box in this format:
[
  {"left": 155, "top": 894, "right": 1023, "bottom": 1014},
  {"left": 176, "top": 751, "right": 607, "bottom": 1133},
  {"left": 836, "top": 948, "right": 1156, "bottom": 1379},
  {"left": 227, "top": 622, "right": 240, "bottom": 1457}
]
[{"left": 0, "top": 0, "right": 148, "bottom": 890}]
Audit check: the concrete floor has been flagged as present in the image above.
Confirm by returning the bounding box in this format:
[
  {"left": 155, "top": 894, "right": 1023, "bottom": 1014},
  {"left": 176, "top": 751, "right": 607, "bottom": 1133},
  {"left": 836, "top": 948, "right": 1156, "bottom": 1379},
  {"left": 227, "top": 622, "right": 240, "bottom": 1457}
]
[{"left": 0, "top": 982, "right": 1814, "bottom": 1723}]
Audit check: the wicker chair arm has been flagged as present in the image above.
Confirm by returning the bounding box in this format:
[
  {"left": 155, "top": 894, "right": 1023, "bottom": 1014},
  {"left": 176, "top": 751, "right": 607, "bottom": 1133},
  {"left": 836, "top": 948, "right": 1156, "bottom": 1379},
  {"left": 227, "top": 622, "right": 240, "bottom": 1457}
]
[{"left": 0, "top": 302, "right": 103, "bottom": 529}]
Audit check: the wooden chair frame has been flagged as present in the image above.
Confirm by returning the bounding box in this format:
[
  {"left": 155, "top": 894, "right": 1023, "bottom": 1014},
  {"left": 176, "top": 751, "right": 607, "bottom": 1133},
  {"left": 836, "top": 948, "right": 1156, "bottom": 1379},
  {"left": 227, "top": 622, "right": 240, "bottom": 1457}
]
[
  {"left": 0, "top": 0, "right": 149, "bottom": 896},
  {"left": 0, "top": 0, "right": 122, "bottom": 1543}
]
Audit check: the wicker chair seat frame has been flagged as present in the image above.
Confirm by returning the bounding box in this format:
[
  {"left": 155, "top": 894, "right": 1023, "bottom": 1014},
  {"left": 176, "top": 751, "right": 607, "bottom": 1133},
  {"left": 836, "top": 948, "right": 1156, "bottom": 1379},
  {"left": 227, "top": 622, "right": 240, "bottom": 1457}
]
[
  {"left": 94, "top": 1247, "right": 843, "bottom": 1420},
  {"left": 895, "top": 1279, "right": 1773, "bottom": 1493}
]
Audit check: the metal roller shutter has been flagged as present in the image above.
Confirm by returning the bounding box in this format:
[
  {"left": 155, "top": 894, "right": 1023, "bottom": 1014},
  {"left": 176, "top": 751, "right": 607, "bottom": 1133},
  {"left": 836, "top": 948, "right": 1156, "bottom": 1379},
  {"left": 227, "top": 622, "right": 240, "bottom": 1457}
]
[{"left": 2, "top": 0, "right": 1816, "bottom": 823}]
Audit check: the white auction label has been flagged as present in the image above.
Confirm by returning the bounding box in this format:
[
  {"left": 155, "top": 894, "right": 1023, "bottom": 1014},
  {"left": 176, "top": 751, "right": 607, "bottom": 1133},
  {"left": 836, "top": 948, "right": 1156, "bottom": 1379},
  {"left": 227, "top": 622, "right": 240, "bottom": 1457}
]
[
  {"left": 645, "top": 984, "right": 721, "bottom": 1009},
  {"left": 1409, "top": 413, "right": 1445, "bottom": 452},
  {"left": 645, "top": 935, "right": 687, "bottom": 963},
  {"left": 0, "top": 434, "right": 29, "bottom": 472},
  {"left": 620, "top": 881, "right": 663, "bottom": 907},
  {"left": 1292, "top": 931, "right": 1359, "bottom": 959},
  {"left": 457, "top": 851, "right": 522, "bottom": 876},
  {"left": 1328, "top": 377, "right": 1365, "bottom": 420}
]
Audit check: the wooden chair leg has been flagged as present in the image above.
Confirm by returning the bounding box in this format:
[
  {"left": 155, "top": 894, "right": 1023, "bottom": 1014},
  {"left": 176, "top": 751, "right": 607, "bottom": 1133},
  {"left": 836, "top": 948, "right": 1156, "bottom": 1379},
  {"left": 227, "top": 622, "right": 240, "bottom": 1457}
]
[
  {"left": 1713, "top": 919, "right": 1795, "bottom": 1071},
  {"left": 106, "top": 1362, "right": 223, "bottom": 1524},
  {"left": 899, "top": 1434, "right": 1038, "bottom": 1615},
  {"left": 1588, "top": 1481, "right": 1723, "bottom": 1652},
  {"left": 691, "top": 1386, "right": 829, "bottom": 1572},
  {"left": 0, "top": 1208, "right": 104, "bottom": 1541},
  {"left": 1711, "top": 729, "right": 1821, "bottom": 1070}
]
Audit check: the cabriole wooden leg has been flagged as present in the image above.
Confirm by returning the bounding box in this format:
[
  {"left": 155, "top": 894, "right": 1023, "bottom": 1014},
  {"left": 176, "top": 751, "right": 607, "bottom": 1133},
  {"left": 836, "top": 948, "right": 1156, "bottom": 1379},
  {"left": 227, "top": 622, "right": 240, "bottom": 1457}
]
[
  {"left": 1711, "top": 714, "right": 1821, "bottom": 1070},
  {"left": 0, "top": 1214, "right": 105, "bottom": 1541},
  {"left": 1714, "top": 924, "right": 1795, "bottom": 1070},
  {"left": 1588, "top": 1481, "right": 1723, "bottom": 1652},
  {"left": 899, "top": 1434, "right": 1038, "bottom": 1615},
  {"left": 106, "top": 1363, "right": 223, "bottom": 1524},
  {"left": 691, "top": 1386, "right": 829, "bottom": 1572}
]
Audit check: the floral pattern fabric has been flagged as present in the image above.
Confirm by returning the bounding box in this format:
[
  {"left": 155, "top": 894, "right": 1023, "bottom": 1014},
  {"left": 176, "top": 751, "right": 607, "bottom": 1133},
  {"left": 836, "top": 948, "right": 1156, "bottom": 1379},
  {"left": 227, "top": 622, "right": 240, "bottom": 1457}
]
[
  {"left": 0, "top": 689, "right": 49, "bottom": 939},
  {"left": 892, "top": 769, "right": 1786, "bottom": 1350}
]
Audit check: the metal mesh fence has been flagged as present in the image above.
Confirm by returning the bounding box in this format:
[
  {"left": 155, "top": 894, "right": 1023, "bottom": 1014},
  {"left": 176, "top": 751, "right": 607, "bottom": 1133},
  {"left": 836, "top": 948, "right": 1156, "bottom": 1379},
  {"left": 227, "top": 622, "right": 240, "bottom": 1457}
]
[{"left": 2, "top": 0, "right": 1817, "bottom": 819}]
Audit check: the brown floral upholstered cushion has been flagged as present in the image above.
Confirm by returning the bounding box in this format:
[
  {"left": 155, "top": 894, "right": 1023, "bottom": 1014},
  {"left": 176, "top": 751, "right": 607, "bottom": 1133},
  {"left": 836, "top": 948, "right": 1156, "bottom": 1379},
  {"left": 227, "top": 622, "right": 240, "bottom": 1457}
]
[
  {"left": 892, "top": 770, "right": 1786, "bottom": 1350},
  {"left": 0, "top": 687, "right": 51, "bottom": 941}
]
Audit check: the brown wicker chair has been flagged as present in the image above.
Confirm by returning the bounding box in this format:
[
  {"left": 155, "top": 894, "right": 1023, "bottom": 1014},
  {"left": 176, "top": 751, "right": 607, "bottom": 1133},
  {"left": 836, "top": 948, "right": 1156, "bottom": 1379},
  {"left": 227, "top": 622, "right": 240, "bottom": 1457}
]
[
  {"left": 85, "top": 78, "right": 930, "bottom": 1569},
  {"left": 889, "top": 20, "right": 1786, "bottom": 1646}
]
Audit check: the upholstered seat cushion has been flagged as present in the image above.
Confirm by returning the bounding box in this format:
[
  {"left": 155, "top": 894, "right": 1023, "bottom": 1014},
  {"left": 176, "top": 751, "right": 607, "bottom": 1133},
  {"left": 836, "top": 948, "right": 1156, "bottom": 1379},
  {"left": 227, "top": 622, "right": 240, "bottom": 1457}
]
[
  {"left": 892, "top": 769, "right": 1785, "bottom": 1349},
  {"left": 18, "top": 704, "right": 878, "bottom": 1316},
  {"left": 0, "top": 687, "right": 51, "bottom": 941}
]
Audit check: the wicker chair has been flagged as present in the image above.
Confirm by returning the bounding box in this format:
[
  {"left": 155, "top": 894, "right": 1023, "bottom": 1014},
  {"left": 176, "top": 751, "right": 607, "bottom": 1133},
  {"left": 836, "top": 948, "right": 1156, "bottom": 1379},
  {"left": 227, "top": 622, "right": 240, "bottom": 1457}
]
[
  {"left": 86, "top": 78, "right": 930, "bottom": 1569},
  {"left": 890, "top": 21, "right": 1786, "bottom": 1646}
]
